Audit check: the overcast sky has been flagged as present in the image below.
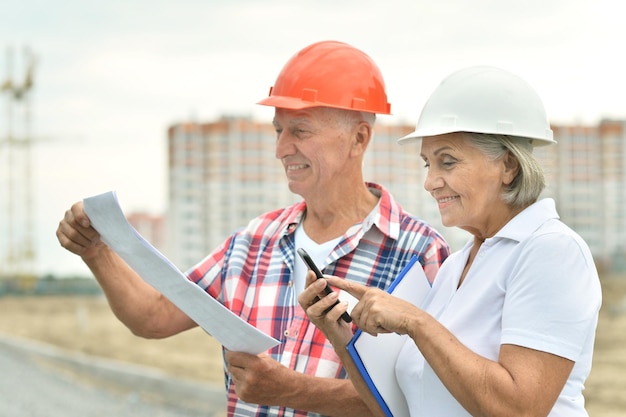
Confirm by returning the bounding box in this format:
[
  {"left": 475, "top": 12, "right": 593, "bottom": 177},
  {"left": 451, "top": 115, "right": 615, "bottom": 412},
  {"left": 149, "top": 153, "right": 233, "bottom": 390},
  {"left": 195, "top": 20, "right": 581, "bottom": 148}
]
[{"left": 2, "top": 0, "right": 625, "bottom": 276}]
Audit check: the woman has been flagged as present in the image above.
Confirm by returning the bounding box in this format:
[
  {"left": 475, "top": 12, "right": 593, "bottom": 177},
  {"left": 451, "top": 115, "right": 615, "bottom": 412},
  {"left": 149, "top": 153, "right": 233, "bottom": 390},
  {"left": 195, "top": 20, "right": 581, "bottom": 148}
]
[{"left": 299, "top": 66, "right": 602, "bottom": 417}]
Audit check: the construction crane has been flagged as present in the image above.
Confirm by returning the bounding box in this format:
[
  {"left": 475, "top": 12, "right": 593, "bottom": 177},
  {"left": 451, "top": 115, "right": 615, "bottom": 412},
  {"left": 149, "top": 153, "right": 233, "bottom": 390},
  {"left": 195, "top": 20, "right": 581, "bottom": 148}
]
[{"left": 1, "top": 46, "right": 37, "bottom": 286}]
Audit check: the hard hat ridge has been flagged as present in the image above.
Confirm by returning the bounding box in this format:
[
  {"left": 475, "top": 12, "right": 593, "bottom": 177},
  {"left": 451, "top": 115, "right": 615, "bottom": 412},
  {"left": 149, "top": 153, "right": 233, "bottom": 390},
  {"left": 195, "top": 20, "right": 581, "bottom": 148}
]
[
  {"left": 398, "top": 65, "right": 555, "bottom": 146},
  {"left": 258, "top": 40, "right": 391, "bottom": 115}
]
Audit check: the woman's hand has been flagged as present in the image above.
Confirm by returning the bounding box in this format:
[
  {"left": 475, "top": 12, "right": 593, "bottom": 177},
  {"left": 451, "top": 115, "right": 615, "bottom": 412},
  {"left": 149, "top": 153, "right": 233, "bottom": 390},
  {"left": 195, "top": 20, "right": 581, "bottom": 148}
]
[{"left": 325, "top": 276, "right": 421, "bottom": 337}]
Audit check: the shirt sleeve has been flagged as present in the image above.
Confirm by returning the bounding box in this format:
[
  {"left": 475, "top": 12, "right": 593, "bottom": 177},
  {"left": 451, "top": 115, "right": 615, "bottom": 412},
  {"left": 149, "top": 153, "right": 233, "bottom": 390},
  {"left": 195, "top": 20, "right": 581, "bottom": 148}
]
[
  {"left": 500, "top": 229, "right": 601, "bottom": 361},
  {"left": 186, "top": 233, "right": 235, "bottom": 301}
]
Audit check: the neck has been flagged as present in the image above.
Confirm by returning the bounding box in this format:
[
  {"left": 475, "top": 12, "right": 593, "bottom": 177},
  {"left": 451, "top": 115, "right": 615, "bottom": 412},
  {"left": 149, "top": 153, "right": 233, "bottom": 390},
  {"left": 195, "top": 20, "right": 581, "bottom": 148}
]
[{"left": 303, "top": 183, "right": 378, "bottom": 243}]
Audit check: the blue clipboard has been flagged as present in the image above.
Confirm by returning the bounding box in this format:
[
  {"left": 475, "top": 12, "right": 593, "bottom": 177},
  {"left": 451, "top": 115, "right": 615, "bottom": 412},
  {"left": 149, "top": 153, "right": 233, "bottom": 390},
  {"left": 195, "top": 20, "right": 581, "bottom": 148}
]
[{"left": 346, "top": 255, "right": 431, "bottom": 417}]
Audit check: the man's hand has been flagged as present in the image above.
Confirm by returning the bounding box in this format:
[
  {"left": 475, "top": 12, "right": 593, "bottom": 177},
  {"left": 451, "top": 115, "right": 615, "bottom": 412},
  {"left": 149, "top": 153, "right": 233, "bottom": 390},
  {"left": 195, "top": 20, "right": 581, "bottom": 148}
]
[
  {"left": 226, "top": 351, "right": 293, "bottom": 405},
  {"left": 56, "top": 201, "right": 107, "bottom": 260},
  {"left": 298, "top": 271, "right": 354, "bottom": 347}
]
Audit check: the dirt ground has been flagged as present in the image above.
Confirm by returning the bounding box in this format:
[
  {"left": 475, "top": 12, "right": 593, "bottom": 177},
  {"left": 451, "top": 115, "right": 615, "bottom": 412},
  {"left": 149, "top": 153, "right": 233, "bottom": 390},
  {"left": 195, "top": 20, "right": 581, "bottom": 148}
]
[{"left": 1, "top": 275, "right": 625, "bottom": 416}]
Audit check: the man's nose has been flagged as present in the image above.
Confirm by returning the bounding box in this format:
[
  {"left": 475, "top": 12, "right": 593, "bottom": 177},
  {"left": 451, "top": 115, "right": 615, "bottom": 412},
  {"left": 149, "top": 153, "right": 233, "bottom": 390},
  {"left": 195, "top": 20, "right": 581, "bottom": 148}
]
[{"left": 275, "top": 131, "right": 296, "bottom": 159}]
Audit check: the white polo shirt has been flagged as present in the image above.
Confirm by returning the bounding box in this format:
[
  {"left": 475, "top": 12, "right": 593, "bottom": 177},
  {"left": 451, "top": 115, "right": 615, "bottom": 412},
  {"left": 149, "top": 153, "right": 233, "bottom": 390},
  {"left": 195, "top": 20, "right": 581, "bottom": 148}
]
[{"left": 395, "top": 198, "right": 602, "bottom": 417}]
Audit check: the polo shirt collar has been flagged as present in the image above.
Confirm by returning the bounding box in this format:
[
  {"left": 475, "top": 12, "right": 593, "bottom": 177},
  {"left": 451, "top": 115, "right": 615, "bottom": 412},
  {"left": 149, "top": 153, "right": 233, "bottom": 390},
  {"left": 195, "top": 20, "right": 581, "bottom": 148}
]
[
  {"left": 492, "top": 198, "right": 559, "bottom": 243},
  {"left": 281, "top": 182, "right": 401, "bottom": 241}
]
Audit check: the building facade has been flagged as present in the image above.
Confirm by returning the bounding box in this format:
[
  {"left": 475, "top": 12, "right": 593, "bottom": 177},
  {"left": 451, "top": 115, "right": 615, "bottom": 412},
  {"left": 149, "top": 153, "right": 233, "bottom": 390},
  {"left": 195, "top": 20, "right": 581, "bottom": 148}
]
[
  {"left": 166, "top": 117, "right": 298, "bottom": 270},
  {"left": 164, "top": 116, "right": 626, "bottom": 272},
  {"left": 535, "top": 119, "right": 626, "bottom": 271}
]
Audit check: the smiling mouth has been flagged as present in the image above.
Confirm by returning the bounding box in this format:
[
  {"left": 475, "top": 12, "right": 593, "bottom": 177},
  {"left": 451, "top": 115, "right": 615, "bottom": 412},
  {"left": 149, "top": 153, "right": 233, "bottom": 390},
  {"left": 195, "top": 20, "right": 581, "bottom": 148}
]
[
  {"left": 437, "top": 196, "right": 459, "bottom": 204},
  {"left": 286, "top": 164, "right": 309, "bottom": 171}
]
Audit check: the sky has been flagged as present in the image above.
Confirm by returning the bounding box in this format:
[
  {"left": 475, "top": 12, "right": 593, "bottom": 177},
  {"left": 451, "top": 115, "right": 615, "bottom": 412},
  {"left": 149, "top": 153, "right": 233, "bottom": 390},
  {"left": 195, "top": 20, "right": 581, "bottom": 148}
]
[{"left": 1, "top": 0, "right": 625, "bottom": 276}]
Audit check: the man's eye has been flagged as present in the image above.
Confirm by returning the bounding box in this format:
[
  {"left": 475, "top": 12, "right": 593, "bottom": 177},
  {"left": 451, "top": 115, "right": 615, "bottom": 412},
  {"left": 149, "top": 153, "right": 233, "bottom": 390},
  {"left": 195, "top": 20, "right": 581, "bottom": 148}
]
[{"left": 292, "top": 128, "right": 312, "bottom": 138}]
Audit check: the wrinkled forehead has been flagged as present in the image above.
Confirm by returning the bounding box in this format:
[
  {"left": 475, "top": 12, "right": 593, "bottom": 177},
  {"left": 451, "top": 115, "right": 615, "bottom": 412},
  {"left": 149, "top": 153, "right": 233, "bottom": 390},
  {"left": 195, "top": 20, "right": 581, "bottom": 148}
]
[
  {"left": 273, "top": 107, "right": 321, "bottom": 127},
  {"left": 273, "top": 106, "right": 358, "bottom": 127},
  {"left": 420, "top": 133, "right": 469, "bottom": 154}
]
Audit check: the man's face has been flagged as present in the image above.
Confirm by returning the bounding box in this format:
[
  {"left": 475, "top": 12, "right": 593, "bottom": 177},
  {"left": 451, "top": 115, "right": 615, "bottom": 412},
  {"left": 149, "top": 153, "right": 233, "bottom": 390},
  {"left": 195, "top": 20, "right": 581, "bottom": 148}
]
[{"left": 273, "top": 107, "right": 356, "bottom": 199}]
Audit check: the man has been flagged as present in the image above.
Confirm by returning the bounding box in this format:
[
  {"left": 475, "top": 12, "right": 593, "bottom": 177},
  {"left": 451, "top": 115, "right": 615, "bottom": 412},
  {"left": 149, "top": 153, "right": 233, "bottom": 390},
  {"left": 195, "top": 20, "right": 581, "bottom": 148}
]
[{"left": 56, "top": 40, "right": 449, "bottom": 417}]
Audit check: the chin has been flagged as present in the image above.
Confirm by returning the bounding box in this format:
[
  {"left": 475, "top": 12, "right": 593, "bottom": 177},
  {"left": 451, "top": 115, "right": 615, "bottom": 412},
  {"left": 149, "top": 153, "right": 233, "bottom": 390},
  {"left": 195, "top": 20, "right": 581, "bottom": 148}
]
[
  {"left": 287, "top": 183, "right": 305, "bottom": 198},
  {"left": 439, "top": 215, "right": 458, "bottom": 228}
]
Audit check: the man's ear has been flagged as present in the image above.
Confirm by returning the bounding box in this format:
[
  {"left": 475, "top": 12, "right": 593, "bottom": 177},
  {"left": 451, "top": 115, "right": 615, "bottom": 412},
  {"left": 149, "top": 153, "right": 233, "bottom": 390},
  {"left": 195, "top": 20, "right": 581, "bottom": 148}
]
[{"left": 351, "top": 121, "right": 372, "bottom": 157}]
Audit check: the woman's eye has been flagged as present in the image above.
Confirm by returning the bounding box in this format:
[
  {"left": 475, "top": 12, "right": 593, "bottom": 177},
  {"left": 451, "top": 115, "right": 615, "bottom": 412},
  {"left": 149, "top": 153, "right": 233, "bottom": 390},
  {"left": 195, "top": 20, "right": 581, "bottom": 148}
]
[{"left": 441, "top": 158, "right": 457, "bottom": 167}]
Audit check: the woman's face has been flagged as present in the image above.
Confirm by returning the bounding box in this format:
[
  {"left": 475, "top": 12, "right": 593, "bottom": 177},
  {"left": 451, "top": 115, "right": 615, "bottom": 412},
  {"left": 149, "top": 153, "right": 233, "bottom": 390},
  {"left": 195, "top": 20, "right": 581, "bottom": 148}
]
[{"left": 420, "top": 133, "right": 518, "bottom": 239}]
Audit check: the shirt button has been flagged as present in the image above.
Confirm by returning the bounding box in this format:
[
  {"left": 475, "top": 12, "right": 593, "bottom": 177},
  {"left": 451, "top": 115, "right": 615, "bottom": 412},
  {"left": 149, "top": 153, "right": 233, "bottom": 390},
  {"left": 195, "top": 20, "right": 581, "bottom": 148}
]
[
  {"left": 284, "top": 330, "right": 289, "bottom": 337},
  {"left": 288, "top": 281, "right": 293, "bottom": 287}
]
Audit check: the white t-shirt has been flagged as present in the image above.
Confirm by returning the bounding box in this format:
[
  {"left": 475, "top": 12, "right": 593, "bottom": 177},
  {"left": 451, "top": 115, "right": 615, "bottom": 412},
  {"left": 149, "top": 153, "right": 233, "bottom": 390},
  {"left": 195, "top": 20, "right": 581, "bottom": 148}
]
[
  {"left": 293, "top": 223, "right": 342, "bottom": 295},
  {"left": 395, "top": 198, "right": 601, "bottom": 417}
]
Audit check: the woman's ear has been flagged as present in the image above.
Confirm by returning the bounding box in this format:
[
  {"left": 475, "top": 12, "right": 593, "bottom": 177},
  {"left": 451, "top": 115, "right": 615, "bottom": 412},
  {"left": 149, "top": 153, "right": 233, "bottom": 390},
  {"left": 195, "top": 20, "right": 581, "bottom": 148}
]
[{"left": 502, "top": 151, "right": 520, "bottom": 185}]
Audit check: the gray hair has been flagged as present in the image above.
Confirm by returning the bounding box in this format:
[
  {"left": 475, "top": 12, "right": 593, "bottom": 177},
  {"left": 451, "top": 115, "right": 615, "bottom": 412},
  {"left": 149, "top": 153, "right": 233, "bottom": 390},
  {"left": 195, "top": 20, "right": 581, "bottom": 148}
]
[
  {"left": 464, "top": 132, "right": 545, "bottom": 208},
  {"left": 319, "top": 107, "right": 376, "bottom": 130}
]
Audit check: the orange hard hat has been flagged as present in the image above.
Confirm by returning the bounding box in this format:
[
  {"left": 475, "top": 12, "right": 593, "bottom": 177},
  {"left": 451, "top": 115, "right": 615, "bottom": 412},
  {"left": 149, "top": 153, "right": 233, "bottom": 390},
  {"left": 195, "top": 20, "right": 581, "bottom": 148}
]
[{"left": 257, "top": 41, "right": 391, "bottom": 115}]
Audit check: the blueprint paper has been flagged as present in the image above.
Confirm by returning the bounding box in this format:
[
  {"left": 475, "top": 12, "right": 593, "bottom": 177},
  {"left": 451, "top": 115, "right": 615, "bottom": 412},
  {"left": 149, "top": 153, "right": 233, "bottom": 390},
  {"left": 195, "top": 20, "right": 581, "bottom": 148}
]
[{"left": 83, "top": 191, "right": 280, "bottom": 354}]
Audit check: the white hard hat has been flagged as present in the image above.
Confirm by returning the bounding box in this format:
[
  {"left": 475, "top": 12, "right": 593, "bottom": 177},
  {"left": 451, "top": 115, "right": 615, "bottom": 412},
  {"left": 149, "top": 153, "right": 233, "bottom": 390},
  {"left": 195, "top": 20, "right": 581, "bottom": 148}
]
[{"left": 398, "top": 66, "right": 555, "bottom": 146}]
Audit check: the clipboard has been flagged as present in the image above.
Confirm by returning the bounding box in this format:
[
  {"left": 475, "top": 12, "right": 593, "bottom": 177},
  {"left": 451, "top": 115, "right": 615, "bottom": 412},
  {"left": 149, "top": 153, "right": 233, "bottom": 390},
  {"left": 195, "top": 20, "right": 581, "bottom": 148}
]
[{"left": 346, "top": 255, "right": 431, "bottom": 417}]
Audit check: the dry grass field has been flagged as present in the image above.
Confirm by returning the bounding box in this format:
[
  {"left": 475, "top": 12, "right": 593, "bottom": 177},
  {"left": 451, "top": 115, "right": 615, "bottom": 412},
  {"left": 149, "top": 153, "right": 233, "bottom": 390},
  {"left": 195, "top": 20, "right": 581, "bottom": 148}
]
[
  {"left": 0, "top": 294, "right": 225, "bottom": 387},
  {"left": 1, "top": 274, "right": 625, "bottom": 416}
]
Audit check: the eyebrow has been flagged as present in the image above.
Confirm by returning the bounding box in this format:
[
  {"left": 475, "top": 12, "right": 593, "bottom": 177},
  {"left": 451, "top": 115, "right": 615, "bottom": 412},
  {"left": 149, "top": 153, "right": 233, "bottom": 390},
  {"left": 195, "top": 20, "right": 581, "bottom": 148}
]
[
  {"left": 434, "top": 146, "right": 455, "bottom": 155},
  {"left": 421, "top": 145, "right": 455, "bottom": 159},
  {"left": 273, "top": 116, "right": 314, "bottom": 129}
]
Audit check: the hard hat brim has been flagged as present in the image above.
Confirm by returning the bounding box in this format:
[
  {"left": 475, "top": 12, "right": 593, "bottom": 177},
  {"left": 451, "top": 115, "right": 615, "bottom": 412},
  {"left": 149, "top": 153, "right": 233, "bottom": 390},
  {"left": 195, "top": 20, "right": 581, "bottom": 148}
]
[
  {"left": 257, "top": 95, "right": 392, "bottom": 114},
  {"left": 257, "top": 96, "right": 317, "bottom": 110},
  {"left": 397, "top": 127, "right": 557, "bottom": 146}
]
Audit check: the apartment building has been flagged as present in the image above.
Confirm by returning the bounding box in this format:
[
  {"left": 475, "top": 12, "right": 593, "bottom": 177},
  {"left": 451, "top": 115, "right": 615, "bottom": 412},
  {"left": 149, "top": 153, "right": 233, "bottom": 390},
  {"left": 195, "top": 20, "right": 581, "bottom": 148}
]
[
  {"left": 127, "top": 212, "right": 166, "bottom": 256},
  {"left": 533, "top": 119, "right": 626, "bottom": 270},
  {"left": 165, "top": 116, "right": 626, "bottom": 272},
  {"left": 598, "top": 120, "right": 626, "bottom": 270},
  {"left": 166, "top": 117, "right": 298, "bottom": 270}
]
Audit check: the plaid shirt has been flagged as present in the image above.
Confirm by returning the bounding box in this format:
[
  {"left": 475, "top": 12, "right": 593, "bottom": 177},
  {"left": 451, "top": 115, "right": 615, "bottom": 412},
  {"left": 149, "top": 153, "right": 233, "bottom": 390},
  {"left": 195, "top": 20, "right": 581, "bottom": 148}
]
[{"left": 187, "top": 183, "right": 449, "bottom": 417}]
